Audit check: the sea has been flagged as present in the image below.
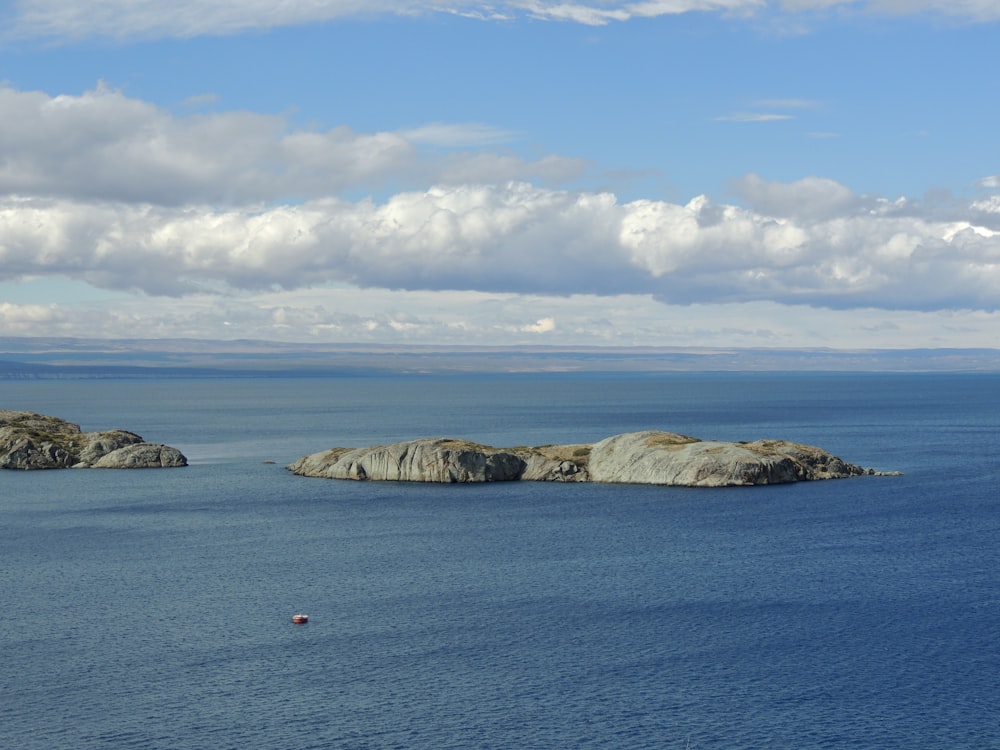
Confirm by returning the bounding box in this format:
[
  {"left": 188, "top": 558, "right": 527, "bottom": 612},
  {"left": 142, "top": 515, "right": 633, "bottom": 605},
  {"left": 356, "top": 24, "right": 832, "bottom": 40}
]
[{"left": 1, "top": 372, "right": 998, "bottom": 749}]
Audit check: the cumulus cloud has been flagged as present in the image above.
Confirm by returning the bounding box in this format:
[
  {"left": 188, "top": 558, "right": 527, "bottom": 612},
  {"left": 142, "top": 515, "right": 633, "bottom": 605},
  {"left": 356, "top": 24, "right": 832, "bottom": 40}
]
[
  {"left": 1, "top": 86, "right": 997, "bottom": 317},
  {"left": 521, "top": 317, "right": 557, "bottom": 333},
  {"left": 972, "top": 195, "right": 1000, "bottom": 216},
  {"left": 2, "top": 177, "right": 998, "bottom": 311},
  {"left": 730, "top": 173, "right": 865, "bottom": 220},
  {"left": 0, "top": 85, "right": 586, "bottom": 205},
  {"left": 0, "top": 302, "right": 58, "bottom": 328},
  {"left": 6, "top": 0, "right": 999, "bottom": 39}
]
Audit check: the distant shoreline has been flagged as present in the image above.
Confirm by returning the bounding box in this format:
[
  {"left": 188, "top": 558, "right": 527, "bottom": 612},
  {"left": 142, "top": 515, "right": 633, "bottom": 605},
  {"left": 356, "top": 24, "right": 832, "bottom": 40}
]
[{"left": 3, "top": 337, "right": 1000, "bottom": 377}]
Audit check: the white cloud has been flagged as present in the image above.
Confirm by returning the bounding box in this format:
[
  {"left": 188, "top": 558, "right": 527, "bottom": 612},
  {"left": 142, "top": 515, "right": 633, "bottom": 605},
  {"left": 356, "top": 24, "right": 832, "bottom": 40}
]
[
  {"left": 181, "top": 93, "right": 219, "bottom": 107},
  {"left": 7, "top": 0, "right": 421, "bottom": 39},
  {"left": 715, "top": 98, "right": 820, "bottom": 123},
  {"left": 0, "top": 87, "right": 997, "bottom": 324},
  {"left": 730, "top": 173, "right": 864, "bottom": 220},
  {"left": 972, "top": 196, "right": 1000, "bottom": 215},
  {"left": 751, "top": 98, "right": 820, "bottom": 109},
  {"left": 6, "top": 0, "right": 1000, "bottom": 40},
  {"left": 0, "top": 85, "right": 585, "bottom": 205},
  {"left": 4, "top": 290, "right": 1000, "bottom": 348},
  {"left": 859, "top": 0, "right": 1000, "bottom": 22},
  {"left": 520, "top": 317, "right": 557, "bottom": 332},
  {"left": 776, "top": 0, "right": 1000, "bottom": 19},
  {"left": 401, "top": 122, "right": 518, "bottom": 147},
  {"left": 0, "top": 302, "right": 58, "bottom": 328},
  {"left": 715, "top": 112, "right": 795, "bottom": 122},
  {"left": 2, "top": 177, "right": 999, "bottom": 311},
  {"left": 515, "top": 0, "right": 631, "bottom": 25}
]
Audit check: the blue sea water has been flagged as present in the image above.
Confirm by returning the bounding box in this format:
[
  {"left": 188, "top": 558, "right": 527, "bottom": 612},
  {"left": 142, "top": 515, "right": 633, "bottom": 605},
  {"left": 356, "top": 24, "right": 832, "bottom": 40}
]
[{"left": 1, "top": 373, "right": 999, "bottom": 749}]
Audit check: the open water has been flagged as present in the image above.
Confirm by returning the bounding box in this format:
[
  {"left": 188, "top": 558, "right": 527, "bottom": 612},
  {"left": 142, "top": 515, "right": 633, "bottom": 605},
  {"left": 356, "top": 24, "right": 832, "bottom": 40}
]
[{"left": 1, "top": 373, "right": 999, "bottom": 749}]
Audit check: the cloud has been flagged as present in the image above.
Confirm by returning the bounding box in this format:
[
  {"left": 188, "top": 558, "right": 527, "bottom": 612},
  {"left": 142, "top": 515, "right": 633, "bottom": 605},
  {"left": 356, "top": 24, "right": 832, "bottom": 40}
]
[
  {"left": 0, "top": 302, "right": 58, "bottom": 328},
  {"left": 750, "top": 98, "right": 820, "bottom": 109},
  {"left": 6, "top": 0, "right": 1000, "bottom": 40},
  {"left": 515, "top": 0, "right": 631, "bottom": 25},
  {"left": 1, "top": 86, "right": 997, "bottom": 318},
  {"left": 715, "top": 112, "right": 795, "bottom": 122},
  {"left": 715, "top": 98, "right": 820, "bottom": 123},
  {"left": 2, "top": 177, "right": 999, "bottom": 311},
  {"left": 773, "top": 0, "right": 1000, "bottom": 20},
  {"left": 972, "top": 195, "right": 1000, "bottom": 216},
  {"left": 6, "top": 0, "right": 419, "bottom": 40},
  {"left": 730, "top": 173, "right": 864, "bottom": 220},
  {"left": 5, "top": 290, "right": 1000, "bottom": 348},
  {"left": 401, "top": 122, "right": 518, "bottom": 147},
  {"left": 180, "top": 93, "right": 219, "bottom": 107},
  {"left": 517, "top": 0, "right": 763, "bottom": 25},
  {"left": 520, "top": 317, "right": 556, "bottom": 333},
  {"left": 0, "top": 85, "right": 585, "bottom": 205},
  {"left": 859, "top": 0, "right": 1000, "bottom": 22}
]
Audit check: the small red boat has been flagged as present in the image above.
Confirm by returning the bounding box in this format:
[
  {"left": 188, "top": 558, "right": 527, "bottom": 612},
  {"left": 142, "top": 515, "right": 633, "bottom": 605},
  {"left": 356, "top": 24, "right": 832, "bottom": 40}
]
[{"left": 291, "top": 614, "right": 309, "bottom": 624}]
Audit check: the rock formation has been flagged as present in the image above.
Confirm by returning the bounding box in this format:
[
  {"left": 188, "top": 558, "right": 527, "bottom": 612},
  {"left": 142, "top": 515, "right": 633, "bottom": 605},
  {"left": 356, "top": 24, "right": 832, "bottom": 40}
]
[
  {"left": 583, "top": 431, "right": 873, "bottom": 486},
  {"left": 287, "top": 438, "right": 527, "bottom": 483},
  {"left": 288, "top": 430, "right": 893, "bottom": 487},
  {"left": 0, "top": 410, "right": 187, "bottom": 470}
]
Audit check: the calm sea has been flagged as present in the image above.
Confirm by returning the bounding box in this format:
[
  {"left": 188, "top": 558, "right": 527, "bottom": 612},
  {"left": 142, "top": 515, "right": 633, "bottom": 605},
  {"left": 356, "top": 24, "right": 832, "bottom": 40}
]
[{"left": 2, "top": 373, "right": 998, "bottom": 749}]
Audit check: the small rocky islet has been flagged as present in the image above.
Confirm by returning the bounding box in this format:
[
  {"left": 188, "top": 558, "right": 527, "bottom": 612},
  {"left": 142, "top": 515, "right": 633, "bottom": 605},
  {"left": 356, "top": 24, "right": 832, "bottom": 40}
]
[
  {"left": 0, "top": 410, "right": 187, "bottom": 470},
  {"left": 288, "top": 430, "right": 896, "bottom": 488},
  {"left": 2, "top": 410, "right": 895, "bottom": 485}
]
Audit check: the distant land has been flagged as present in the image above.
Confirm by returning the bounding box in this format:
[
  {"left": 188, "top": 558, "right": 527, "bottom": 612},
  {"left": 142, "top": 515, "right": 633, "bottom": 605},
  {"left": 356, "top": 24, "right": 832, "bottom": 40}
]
[{"left": 2, "top": 337, "right": 1000, "bottom": 378}]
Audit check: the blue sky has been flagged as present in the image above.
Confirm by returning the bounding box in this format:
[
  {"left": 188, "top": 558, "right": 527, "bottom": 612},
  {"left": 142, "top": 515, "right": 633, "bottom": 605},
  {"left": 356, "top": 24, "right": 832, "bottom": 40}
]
[{"left": 1, "top": 1, "right": 999, "bottom": 349}]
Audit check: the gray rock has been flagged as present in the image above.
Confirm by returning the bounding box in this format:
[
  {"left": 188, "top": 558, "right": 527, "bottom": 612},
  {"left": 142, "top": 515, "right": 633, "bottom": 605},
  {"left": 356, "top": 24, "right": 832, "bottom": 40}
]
[
  {"left": 586, "top": 430, "right": 869, "bottom": 487},
  {"left": 288, "top": 437, "right": 525, "bottom": 482},
  {"left": 288, "top": 430, "right": 891, "bottom": 487},
  {"left": 75, "top": 430, "right": 146, "bottom": 466},
  {"left": 90, "top": 443, "right": 189, "bottom": 469},
  {"left": 1, "top": 410, "right": 187, "bottom": 470}
]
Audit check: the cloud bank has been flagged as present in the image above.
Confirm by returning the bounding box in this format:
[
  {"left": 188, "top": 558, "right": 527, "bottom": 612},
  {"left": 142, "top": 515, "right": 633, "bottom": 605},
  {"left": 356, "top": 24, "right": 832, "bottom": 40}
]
[
  {"left": 5, "top": 0, "right": 1000, "bottom": 40},
  {"left": 0, "top": 86, "right": 583, "bottom": 205},
  {"left": 1, "top": 85, "right": 998, "bottom": 314},
  {"left": 3, "top": 183, "right": 998, "bottom": 310}
]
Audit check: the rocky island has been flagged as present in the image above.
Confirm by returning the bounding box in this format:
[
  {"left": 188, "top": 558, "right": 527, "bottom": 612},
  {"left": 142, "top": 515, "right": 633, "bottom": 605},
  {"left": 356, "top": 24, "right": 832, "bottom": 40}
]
[
  {"left": 1, "top": 410, "right": 188, "bottom": 470},
  {"left": 288, "top": 430, "right": 892, "bottom": 488}
]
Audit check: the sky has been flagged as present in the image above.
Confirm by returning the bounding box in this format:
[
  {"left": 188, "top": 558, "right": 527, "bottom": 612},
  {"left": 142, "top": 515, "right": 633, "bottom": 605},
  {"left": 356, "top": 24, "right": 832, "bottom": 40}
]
[{"left": 0, "top": 0, "right": 998, "bottom": 349}]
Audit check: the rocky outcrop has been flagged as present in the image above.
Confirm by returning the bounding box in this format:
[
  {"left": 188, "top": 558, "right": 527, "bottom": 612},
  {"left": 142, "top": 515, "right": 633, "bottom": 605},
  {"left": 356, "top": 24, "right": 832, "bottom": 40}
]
[
  {"left": 287, "top": 438, "right": 526, "bottom": 483},
  {"left": 0, "top": 410, "right": 187, "bottom": 470},
  {"left": 584, "top": 431, "right": 872, "bottom": 487},
  {"left": 89, "top": 442, "right": 189, "bottom": 469},
  {"left": 288, "top": 430, "right": 892, "bottom": 487}
]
